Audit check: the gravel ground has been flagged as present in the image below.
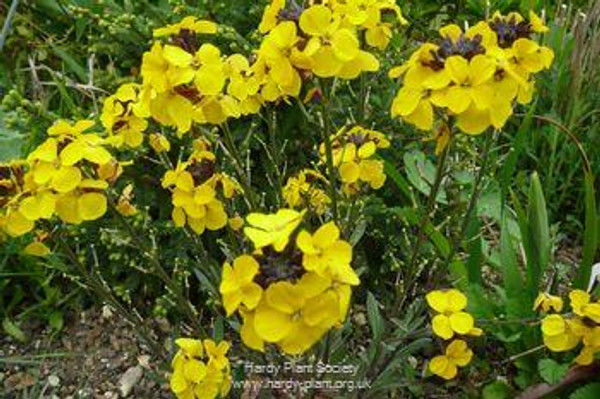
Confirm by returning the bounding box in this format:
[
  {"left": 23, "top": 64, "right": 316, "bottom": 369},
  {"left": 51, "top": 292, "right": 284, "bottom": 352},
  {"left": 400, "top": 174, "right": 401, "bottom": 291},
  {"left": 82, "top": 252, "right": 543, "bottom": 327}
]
[{"left": 1, "top": 307, "right": 172, "bottom": 398}]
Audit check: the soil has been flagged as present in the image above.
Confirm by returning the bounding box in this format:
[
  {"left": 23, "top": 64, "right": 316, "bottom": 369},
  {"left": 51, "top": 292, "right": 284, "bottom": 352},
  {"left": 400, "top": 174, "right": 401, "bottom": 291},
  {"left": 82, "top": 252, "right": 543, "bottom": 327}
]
[{"left": 0, "top": 306, "right": 172, "bottom": 398}]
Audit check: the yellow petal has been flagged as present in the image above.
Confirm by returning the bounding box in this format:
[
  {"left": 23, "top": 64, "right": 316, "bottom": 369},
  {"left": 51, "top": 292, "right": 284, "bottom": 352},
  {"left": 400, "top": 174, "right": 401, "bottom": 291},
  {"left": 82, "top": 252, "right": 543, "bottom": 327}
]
[
  {"left": 299, "top": 5, "right": 331, "bottom": 37},
  {"left": 23, "top": 242, "right": 51, "bottom": 257},
  {"left": 253, "top": 304, "right": 294, "bottom": 342},
  {"left": 78, "top": 193, "right": 107, "bottom": 221},
  {"left": 449, "top": 312, "right": 474, "bottom": 335},
  {"left": 432, "top": 314, "right": 454, "bottom": 340},
  {"left": 541, "top": 314, "right": 566, "bottom": 337}
]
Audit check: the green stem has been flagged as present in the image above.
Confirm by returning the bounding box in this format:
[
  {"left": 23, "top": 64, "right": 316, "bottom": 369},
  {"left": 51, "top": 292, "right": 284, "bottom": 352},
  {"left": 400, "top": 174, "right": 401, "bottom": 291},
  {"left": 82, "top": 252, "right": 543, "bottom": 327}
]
[
  {"left": 266, "top": 109, "right": 284, "bottom": 206},
  {"left": 51, "top": 227, "right": 164, "bottom": 359},
  {"left": 394, "top": 140, "right": 451, "bottom": 307},
  {"left": 318, "top": 79, "right": 339, "bottom": 222},
  {"left": 109, "top": 201, "right": 205, "bottom": 336},
  {"left": 444, "top": 131, "right": 495, "bottom": 267},
  {"left": 221, "top": 122, "right": 258, "bottom": 210}
]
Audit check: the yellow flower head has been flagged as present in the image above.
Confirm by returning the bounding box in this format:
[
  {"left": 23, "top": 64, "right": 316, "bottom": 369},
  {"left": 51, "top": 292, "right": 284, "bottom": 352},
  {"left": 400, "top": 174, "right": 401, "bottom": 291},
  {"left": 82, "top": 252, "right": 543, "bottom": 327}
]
[
  {"left": 148, "top": 133, "right": 171, "bottom": 153},
  {"left": 162, "top": 150, "right": 237, "bottom": 235},
  {"left": 533, "top": 292, "right": 564, "bottom": 313},
  {"left": 221, "top": 218, "right": 358, "bottom": 355},
  {"left": 426, "top": 289, "right": 482, "bottom": 340},
  {"left": 170, "top": 338, "right": 231, "bottom": 399},
  {"left": 101, "top": 84, "right": 148, "bottom": 148},
  {"left": 390, "top": 15, "right": 553, "bottom": 136},
  {"left": 429, "top": 339, "right": 473, "bottom": 380},
  {"left": 570, "top": 290, "right": 600, "bottom": 323},
  {"left": 320, "top": 126, "right": 389, "bottom": 193},
  {"left": 282, "top": 169, "right": 331, "bottom": 214},
  {"left": 154, "top": 16, "right": 218, "bottom": 37},
  {"left": 243, "top": 208, "right": 305, "bottom": 252},
  {"left": 541, "top": 314, "right": 582, "bottom": 352}
]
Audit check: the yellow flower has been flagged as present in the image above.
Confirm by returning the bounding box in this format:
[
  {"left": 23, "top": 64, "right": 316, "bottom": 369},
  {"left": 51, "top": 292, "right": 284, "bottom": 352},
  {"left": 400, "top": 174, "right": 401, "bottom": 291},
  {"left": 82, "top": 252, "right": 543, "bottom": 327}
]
[
  {"left": 282, "top": 169, "right": 330, "bottom": 214},
  {"left": 22, "top": 241, "right": 51, "bottom": 257},
  {"left": 541, "top": 314, "right": 581, "bottom": 352},
  {"left": 154, "top": 16, "right": 217, "bottom": 37},
  {"left": 162, "top": 153, "right": 234, "bottom": 235},
  {"left": 115, "top": 184, "right": 138, "bottom": 217},
  {"left": 296, "top": 222, "right": 359, "bottom": 285},
  {"left": 219, "top": 255, "right": 263, "bottom": 316},
  {"left": 149, "top": 133, "right": 171, "bottom": 153},
  {"left": 258, "top": 0, "right": 286, "bottom": 33},
  {"left": 101, "top": 84, "right": 147, "bottom": 148},
  {"left": 426, "top": 289, "right": 482, "bottom": 340},
  {"left": 170, "top": 338, "right": 231, "bottom": 399},
  {"left": 533, "top": 292, "right": 564, "bottom": 313},
  {"left": 429, "top": 339, "right": 473, "bottom": 380},
  {"left": 570, "top": 290, "right": 600, "bottom": 323},
  {"left": 244, "top": 209, "right": 305, "bottom": 252},
  {"left": 253, "top": 279, "right": 337, "bottom": 355},
  {"left": 47, "top": 119, "right": 95, "bottom": 138}
]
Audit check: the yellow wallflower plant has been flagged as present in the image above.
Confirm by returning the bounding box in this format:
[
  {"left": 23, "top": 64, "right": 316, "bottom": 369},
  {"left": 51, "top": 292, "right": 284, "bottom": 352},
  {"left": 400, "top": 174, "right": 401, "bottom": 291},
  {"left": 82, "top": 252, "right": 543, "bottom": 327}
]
[
  {"left": 170, "top": 338, "right": 231, "bottom": 399},
  {"left": 426, "top": 289, "right": 483, "bottom": 340},
  {"left": 390, "top": 11, "right": 553, "bottom": 142},
  {"left": 429, "top": 339, "right": 474, "bottom": 380},
  {"left": 220, "top": 210, "right": 359, "bottom": 355}
]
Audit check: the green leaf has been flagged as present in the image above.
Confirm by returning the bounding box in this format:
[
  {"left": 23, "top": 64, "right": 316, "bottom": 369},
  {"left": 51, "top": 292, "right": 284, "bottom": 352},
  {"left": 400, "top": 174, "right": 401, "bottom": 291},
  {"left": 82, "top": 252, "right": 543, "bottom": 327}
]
[
  {"left": 382, "top": 157, "right": 415, "bottom": 205},
  {"left": 538, "top": 358, "right": 569, "bottom": 385},
  {"left": 500, "top": 214, "right": 528, "bottom": 318},
  {"left": 570, "top": 383, "right": 600, "bottom": 399},
  {"left": 403, "top": 150, "right": 446, "bottom": 203},
  {"left": 366, "top": 292, "right": 384, "bottom": 343},
  {"left": 0, "top": 113, "right": 25, "bottom": 162},
  {"left": 2, "top": 318, "right": 27, "bottom": 342},
  {"left": 48, "top": 311, "right": 64, "bottom": 332},
  {"left": 392, "top": 207, "right": 450, "bottom": 258},
  {"left": 50, "top": 45, "right": 88, "bottom": 83},
  {"left": 527, "top": 172, "right": 550, "bottom": 291},
  {"left": 575, "top": 172, "right": 598, "bottom": 288},
  {"left": 482, "top": 381, "right": 512, "bottom": 399},
  {"left": 465, "top": 218, "right": 483, "bottom": 285}
]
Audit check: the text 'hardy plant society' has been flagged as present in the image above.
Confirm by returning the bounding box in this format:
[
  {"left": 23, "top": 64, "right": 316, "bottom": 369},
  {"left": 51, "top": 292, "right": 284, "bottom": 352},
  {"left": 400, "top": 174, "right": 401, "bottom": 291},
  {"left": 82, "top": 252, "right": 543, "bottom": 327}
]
[
  {"left": 219, "top": 209, "right": 359, "bottom": 355},
  {"left": 389, "top": 11, "right": 553, "bottom": 146}
]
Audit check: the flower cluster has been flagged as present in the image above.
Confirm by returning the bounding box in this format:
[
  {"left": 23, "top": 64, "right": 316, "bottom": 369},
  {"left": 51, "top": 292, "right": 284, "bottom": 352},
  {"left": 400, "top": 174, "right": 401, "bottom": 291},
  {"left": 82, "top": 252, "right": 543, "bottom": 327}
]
[
  {"left": 538, "top": 290, "right": 600, "bottom": 365},
  {"left": 161, "top": 139, "right": 241, "bottom": 235},
  {"left": 320, "top": 125, "right": 390, "bottom": 195},
  {"left": 113, "top": 1, "right": 404, "bottom": 140},
  {"left": 100, "top": 83, "right": 148, "bottom": 148},
  {"left": 282, "top": 169, "right": 330, "bottom": 215},
  {"left": 0, "top": 120, "right": 121, "bottom": 238},
  {"left": 219, "top": 209, "right": 359, "bottom": 355},
  {"left": 390, "top": 11, "right": 553, "bottom": 139},
  {"left": 170, "top": 338, "right": 231, "bottom": 399},
  {"left": 426, "top": 289, "right": 482, "bottom": 380}
]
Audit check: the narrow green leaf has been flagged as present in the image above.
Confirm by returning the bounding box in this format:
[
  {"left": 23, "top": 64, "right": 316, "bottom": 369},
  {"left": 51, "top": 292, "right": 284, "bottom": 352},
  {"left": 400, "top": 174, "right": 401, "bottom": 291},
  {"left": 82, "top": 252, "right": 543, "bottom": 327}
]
[
  {"left": 528, "top": 172, "right": 551, "bottom": 292},
  {"left": 366, "top": 292, "right": 385, "bottom": 343},
  {"left": 576, "top": 172, "right": 598, "bottom": 288},
  {"left": 465, "top": 218, "right": 483, "bottom": 286},
  {"left": 382, "top": 157, "right": 415, "bottom": 205},
  {"left": 500, "top": 214, "right": 528, "bottom": 318},
  {"left": 392, "top": 207, "right": 450, "bottom": 258},
  {"left": 50, "top": 45, "right": 88, "bottom": 82}
]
